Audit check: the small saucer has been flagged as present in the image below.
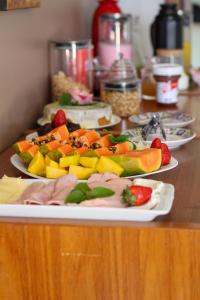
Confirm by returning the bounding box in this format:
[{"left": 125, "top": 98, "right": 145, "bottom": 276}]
[{"left": 124, "top": 127, "right": 196, "bottom": 149}]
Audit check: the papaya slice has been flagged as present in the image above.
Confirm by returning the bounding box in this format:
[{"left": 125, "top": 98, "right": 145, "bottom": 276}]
[
  {"left": 13, "top": 140, "right": 32, "bottom": 154},
  {"left": 39, "top": 140, "right": 61, "bottom": 155},
  {"left": 95, "top": 147, "right": 114, "bottom": 157},
  {"left": 110, "top": 141, "right": 135, "bottom": 154},
  {"left": 51, "top": 125, "right": 69, "bottom": 141},
  {"left": 79, "top": 130, "right": 100, "bottom": 146},
  {"left": 74, "top": 146, "right": 89, "bottom": 155},
  {"left": 20, "top": 145, "right": 39, "bottom": 165},
  {"left": 69, "top": 128, "right": 87, "bottom": 138},
  {"left": 110, "top": 148, "right": 162, "bottom": 176},
  {"left": 47, "top": 144, "right": 73, "bottom": 162},
  {"left": 91, "top": 134, "right": 112, "bottom": 148}
]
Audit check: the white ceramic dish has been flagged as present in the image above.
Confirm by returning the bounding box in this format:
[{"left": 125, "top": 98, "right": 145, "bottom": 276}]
[
  {"left": 37, "top": 114, "right": 121, "bottom": 130},
  {"left": 124, "top": 127, "right": 196, "bottom": 149},
  {"left": 0, "top": 179, "right": 174, "bottom": 221},
  {"left": 10, "top": 154, "right": 178, "bottom": 180},
  {"left": 129, "top": 111, "right": 195, "bottom": 127}
]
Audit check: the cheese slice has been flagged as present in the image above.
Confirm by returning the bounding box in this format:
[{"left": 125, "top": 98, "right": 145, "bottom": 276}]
[{"left": 0, "top": 176, "right": 27, "bottom": 203}]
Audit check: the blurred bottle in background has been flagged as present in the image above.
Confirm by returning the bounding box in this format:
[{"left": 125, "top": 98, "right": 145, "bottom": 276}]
[
  {"left": 131, "top": 16, "right": 145, "bottom": 71},
  {"left": 151, "top": 3, "right": 183, "bottom": 62},
  {"left": 151, "top": 3, "right": 189, "bottom": 90},
  {"left": 92, "top": 0, "right": 121, "bottom": 57},
  {"left": 98, "top": 13, "right": 133, "bottom": 68},
  {"left": 141, "top": 57, "right": 156, "bottom": 101}
]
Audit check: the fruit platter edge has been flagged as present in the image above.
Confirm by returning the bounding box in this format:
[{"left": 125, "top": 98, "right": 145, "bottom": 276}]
[{"left": 10, "top": 154, "right": 178, "bottom": 181}]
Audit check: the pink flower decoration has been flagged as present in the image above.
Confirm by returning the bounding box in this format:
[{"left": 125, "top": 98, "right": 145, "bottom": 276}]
[{"left": 69, "top": 88, "right": 93, "bottom": 105}]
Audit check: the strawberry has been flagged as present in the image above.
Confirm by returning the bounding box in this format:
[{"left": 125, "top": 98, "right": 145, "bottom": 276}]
[
  {"left": 122, "top": 185, "right": 152, "bottom": 206},
  {"left": 151, "top": 138, "right": 162, "bottom": 149},
  {"left": 151, "top": 138, "right": 171, "bottom": 165},
  {"left": 161, "top": 143, "right": 171, "bottom": 165},
  {"left": 52, "top": 110, "right": 67, "bottom": 128}
]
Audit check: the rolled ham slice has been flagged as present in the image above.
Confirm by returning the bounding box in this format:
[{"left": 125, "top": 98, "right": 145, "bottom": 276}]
[{"left": 88, "top": 172, "right": 119, "bottom": 184}]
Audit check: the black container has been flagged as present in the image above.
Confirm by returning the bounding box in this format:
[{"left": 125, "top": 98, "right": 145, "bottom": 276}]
[{"left": 151, "top": 4, "right": 183, "bottom": 54}]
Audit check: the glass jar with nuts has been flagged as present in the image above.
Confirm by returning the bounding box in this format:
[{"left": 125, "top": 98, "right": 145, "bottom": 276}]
[
  {"left": 101, "top": 79, "right": 141, "bottom": 117},
  {"left": 100, "top": 54, "right": 141, "bottom": 117}
]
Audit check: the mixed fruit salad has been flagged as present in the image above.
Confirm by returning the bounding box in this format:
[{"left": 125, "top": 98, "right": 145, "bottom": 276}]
[{"left": 12, "top": 110, "right": 171, "bottom": 180}]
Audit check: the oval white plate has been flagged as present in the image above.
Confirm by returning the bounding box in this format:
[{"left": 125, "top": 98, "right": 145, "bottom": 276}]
[
  {"left": 129, "top": 111, "right": 195, "bottom": 127},
  {"left": 124, "top": 127, "right": 196, "bottom": 149},
  {"left": 0, "top": 178, "right": 174, "bottom": 221},
  {"left": 38, "top": 114, "right": 121, "bottom": 130},
  {"left": 10, "top": 154, "right": 178, "bottom": 180}
]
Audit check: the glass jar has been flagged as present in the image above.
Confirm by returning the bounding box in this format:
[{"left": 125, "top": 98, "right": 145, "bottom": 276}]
[
  {"left": 98, "top": 13, "right": 133, "bottom": 68},
  {"left": 92, "top": 0, "right": 121, "bottom": 56},
  {"left": 153, "top": 63, "right": 182, "bottom": 105},
  {"left": 141, "top": 57, "right": 156, "bottom": 100},
  {"left": 50, "top": 40, "right": 93, "bottom": 99},
  {"left": 101, "top": 56, "right": 141, "bottom": 117}
]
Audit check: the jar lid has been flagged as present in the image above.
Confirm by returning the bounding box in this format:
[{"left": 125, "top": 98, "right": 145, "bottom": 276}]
[
  {"left": 108, "top": 54, "right": 137, "bottom": 80},
  {"left": 103, "top": 79, "right": 140, "bottom": 91},
  {"left": 100, "top": 13, "right": 132, "bottom": 22},
  {"left": 153, "top": 64, "right": 183, "bottom": 76},
  {"left": 51, "top": 40, "right": 92, "bottom": 49}
]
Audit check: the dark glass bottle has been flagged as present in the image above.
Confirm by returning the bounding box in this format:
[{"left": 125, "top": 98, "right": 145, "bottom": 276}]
[
  {"left": 92, "top": 0, "right": 121, "bottom": 57},
  {"left": 151, "top": 4, "right": 183, "bottom": 55}
]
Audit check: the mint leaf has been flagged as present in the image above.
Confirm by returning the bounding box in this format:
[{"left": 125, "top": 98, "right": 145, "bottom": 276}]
[
  {"left": 109, "top": 134, "right": 129, "bottom": 144},
  {"left": 65, "top": 189, "right": 87, "bottom": 204},
  {"left": 59, "top": 93, "right": 73, "bottom": 106},
  {"left": 74, "top": 182, "right": 91, "bottom": 193},
  {"left": 86, "top": 186, "right": 115, "bottom": 199}
]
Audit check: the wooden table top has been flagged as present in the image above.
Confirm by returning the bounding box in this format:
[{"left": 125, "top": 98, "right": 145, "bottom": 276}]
[{"left": 1, "top": 93, "right": 200, "bottom": 227}]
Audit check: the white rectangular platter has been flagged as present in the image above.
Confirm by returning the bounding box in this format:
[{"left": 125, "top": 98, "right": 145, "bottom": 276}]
[{"left": 0, "top": 180, "right": 174, "bottom": 222}]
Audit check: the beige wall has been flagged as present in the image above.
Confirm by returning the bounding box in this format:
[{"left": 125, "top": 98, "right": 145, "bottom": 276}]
[{"left": 0, "top": 0, "right": 95, "bottom": 151}]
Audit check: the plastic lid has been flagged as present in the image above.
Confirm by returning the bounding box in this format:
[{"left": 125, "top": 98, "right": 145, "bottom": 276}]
[
  {"left": 153, "top": 64, "right": 183, "bottom": 77},
  {"left": 51, "top": 40, "right": 92, "bottom": 49},
  {"left": 100, "top": 13, "right": 132, "bottom": 21},
  {"left": 104, "top": 78, "right": 140, "bottom": 91},
  {"left": 108, "top": 54, "right": 137, "bottom": 80}
]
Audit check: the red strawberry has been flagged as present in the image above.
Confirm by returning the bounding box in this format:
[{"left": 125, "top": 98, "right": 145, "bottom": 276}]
[
  {"left": 151, "top": 138, "right": 162, "bottom": 149},
  {"left": 151, "top": 138, "right": 171, "bottom": 166},
  {"left": 161, "top": 143, "right": 171, "bottom": 165},
  {"left": 52, "top": 110, "right": 67, "bottom": 128},
  {"left": 122, "top": 185, "right": 152, "bottom": 206}
]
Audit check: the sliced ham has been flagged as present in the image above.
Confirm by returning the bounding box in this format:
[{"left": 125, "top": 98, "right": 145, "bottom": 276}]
[
  {"left": 79, "top": 194, "right": 124, "bottom": 208},
  {"left": 80, "top": 178, "right": 132, "bottom": 208},
  {"left": 18, "top": 175, "right": 77, "bottom": 205},
  {"left": 47, "top": 199, "right": 65, "bottom": 206},
  {"left": 51, "top": 175, "right": 77, "bottom": 201},
  {"left": 17, "top": 182, "right": 46, "bottom": 205},
  {"left": 88, "top": 172, "right": 119, "bottom": 184}
]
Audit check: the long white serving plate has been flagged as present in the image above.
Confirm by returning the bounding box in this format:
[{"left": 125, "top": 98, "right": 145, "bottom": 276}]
[{"left": 0, "top": 180, "right": 174, "bottom": 222}]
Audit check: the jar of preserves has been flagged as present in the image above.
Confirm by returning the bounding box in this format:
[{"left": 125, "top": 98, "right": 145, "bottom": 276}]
[
  {"left": 153, "top": 63, "right": 182, "bottom": 104},
  {"left": 101, "top": 56, "right": 141, "bottom": 117}
]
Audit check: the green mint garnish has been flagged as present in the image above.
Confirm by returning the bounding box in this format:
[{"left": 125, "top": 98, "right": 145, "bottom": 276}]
[{"left": 109, "top": 134, "right": 129, "bottom": 144}]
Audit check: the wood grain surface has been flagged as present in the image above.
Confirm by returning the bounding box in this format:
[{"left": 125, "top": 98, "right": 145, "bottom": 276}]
[
  {"left": 0, "top": 0, "right": 40, "bottom": 10},
  {"left": 0, "top": 223, "right": 200, "bottom": 300}
]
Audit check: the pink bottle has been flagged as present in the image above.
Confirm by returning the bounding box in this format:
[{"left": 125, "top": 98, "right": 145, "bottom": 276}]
[
  {"left": 92, "top": 0, "right": 121, "bottom": 57},
  {"left": 98, "top": 13, "right": 133, "bottom": 68}
]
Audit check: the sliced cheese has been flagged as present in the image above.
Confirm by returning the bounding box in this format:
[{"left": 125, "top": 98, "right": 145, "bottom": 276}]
[{"left": 0, "top": 176, "right": 27, "bottom": 203}]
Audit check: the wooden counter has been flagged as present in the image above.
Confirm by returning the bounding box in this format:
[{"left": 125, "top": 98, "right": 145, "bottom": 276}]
[{"left": 0, "top": 94, "right": 200, "bottom": 299}]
